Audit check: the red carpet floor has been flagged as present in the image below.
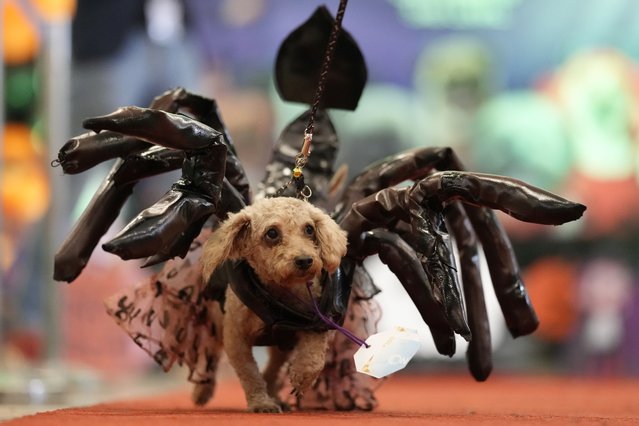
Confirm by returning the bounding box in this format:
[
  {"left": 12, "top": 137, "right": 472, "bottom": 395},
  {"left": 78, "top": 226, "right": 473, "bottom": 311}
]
[{"left": 5, "top": 375, "right": 639, "bottom": 425}]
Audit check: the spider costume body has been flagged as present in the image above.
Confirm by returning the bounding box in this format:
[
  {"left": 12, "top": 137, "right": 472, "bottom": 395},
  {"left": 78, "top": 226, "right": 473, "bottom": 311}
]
[{"left": 53, "top": 6, "right": 585, "bottom": 412}]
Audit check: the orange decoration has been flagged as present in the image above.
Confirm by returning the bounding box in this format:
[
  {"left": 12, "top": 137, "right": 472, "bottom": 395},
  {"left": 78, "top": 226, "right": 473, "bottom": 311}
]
[
  {"left": 2, "top": 0, "right": 41, "bottom": 64},
  {"left": 32, "top": 0, "right": 76, "bottom": 22},
  {"left": 1, "top": 124, "right": 50, "bottom": 224},
  {"left": 525, "top": 257, "right": 578, "bottom": 343}
]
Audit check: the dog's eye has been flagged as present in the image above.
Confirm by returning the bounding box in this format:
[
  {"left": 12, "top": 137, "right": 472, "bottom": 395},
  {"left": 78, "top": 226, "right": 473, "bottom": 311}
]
[
  {"left": 304, "top": 224, "right": 315, "bottom": 237},
  {"left": 264, "top": 227, "right": 280, "bottom": 242}
]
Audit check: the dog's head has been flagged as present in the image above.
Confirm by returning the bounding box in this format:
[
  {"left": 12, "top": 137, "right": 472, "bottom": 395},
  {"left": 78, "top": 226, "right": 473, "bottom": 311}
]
[{"left": 202, "top": 197, "right": 347, "bottom": 286}]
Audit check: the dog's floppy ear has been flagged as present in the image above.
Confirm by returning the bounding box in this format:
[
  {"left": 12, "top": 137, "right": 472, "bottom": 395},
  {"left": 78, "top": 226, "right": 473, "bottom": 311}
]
[
  {"left": 201, "top": 211, "right": 251, "bottom": 279},
  {"left": 312, "top": 209, "right": 348, "bottom": 273}
]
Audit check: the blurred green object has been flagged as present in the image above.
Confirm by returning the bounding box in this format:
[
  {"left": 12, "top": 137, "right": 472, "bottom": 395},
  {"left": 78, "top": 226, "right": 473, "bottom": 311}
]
[
  {"left": 554, "top": 50, "right": 637, "bottom": 181},
  {"left": 413, "top": 37, "right": 493, "bottom": 113},
  {"left": 5, "top": 64, "right": 38, "bottom": 123},
  {"left": 389, "top": 0, "right": 524, "bottom": 29},
  {"left": 473, "top": 92, "right": 572, "bottom": 189}
]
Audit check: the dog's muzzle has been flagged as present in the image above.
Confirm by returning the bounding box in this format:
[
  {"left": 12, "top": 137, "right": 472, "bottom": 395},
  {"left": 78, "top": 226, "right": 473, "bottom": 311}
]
[{"left": 294, "top": 256, "right": 313, "bottom": 271}]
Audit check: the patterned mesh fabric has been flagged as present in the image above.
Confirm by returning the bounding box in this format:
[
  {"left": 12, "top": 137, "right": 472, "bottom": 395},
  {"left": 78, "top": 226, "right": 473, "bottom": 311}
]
[{"left": 104, "top": 230, "right": 383, "bottom": 410}]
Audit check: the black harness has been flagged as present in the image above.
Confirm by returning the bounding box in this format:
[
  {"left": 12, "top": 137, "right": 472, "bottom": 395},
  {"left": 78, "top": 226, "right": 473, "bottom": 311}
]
[{"left": 204, "top": 259, "right": 353, "bottom": 348}]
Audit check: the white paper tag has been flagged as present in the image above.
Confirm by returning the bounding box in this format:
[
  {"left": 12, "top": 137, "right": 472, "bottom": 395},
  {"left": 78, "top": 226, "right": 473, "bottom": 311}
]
[{"left": 353, "top": 326, "right": 421, "bottom": 378}]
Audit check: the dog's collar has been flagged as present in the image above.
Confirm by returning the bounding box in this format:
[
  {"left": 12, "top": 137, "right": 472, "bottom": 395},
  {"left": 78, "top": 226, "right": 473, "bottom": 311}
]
[{"left": 217, "top": 259, "right": 350, "bottom": 335}]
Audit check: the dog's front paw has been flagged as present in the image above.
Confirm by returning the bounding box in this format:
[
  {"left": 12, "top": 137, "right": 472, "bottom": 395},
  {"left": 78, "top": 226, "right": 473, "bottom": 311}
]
[
  {"left": 288, "top": 331, "right": 329, "bottom": 398},
  {"left": 289, "top": 370, "right": 320, "bottom": 398},
  {"left": 248, "top": 396, "right": 282, "bottom": 413}
]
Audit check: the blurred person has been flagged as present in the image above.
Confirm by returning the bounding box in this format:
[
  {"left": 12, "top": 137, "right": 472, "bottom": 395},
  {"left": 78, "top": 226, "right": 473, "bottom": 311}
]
[
  {"left": 543, "top": 49, "right": 639, "bottom": 237},
  {"left": 524, "top": 257, "right": 579, "bottom": 371},
  {"left": 57, "top": 0, "right": 204, "bottom": 377},
  {"left": 2, "top": 125, "right": 50, "bottom": 363},
  {"left": 2, "top": 0, "right": 51, "bottom": 364},
  {"left": 576, "top": 257, "right": 634, "bottom": 376},
  {"left": 69, "top": 0, "right": 201, "bottom": 213},
  {"left": 415, "top": 37, "right": 494, "bottom": 158}
]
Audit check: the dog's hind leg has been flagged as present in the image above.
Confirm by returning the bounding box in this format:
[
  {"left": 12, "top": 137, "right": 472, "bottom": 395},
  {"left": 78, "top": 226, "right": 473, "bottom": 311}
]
[
  {"left": 191, "top": 341, "right": 224, "bottom": 406},
  {"left": 263, "top": 346, "right": 289, "bottom": 397},
  {"left": 263, "top": 346, "right": 291, "bottom": 410},
  {"left": 191, "top": 348, "right": 222, "bottom": 406},
  {"left": 192, "top": 381, "right": 216, "bottom": 406},
  {"left": 191, "top": 302, "right": 225, "bottom": 406}
]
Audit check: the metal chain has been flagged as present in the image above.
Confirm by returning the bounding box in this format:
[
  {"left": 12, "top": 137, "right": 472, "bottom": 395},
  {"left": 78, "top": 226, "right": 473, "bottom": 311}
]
[
  {"left": 305, "top": 0, "right": 349, "bottom": 137},
  {"left": 275, "top": 0, "right": 349, "bottom": 201}
]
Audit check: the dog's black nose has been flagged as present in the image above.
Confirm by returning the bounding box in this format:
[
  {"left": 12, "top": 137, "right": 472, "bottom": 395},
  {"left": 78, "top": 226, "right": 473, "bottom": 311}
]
[{"left": 294, "top": 256, "right": 313, "bottom": 270}]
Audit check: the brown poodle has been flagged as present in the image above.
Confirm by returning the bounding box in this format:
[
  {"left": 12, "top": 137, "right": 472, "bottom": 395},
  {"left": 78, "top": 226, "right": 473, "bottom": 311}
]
[{"left": 196, "top": 197, "right": 348, "bottom": 412}]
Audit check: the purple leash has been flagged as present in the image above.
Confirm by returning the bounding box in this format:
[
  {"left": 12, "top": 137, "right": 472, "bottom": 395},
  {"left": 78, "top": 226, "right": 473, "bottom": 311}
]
[{"left": 305, "top": 282, "right": 370, "bottom": 348}]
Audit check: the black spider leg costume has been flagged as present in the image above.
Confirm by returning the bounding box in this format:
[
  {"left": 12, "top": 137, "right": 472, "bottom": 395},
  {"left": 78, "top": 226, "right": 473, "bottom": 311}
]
[
  {"left": 334, "top": 147, "right": 586, "bottom": 380},
  {"left": 54, "top": 88, "right": 249, "bottom": 282}
]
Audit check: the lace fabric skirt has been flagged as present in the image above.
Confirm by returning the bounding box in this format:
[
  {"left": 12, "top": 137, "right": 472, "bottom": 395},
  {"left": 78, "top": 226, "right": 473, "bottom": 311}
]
[{"left": 104, "top": 230, "right": 383, "bottom": 410}]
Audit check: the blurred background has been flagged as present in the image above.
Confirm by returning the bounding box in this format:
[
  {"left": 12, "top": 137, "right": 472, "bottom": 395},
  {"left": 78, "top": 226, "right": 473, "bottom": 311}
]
[{"left": 2, "top": 0, "right": 639, "bottom": 415}]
